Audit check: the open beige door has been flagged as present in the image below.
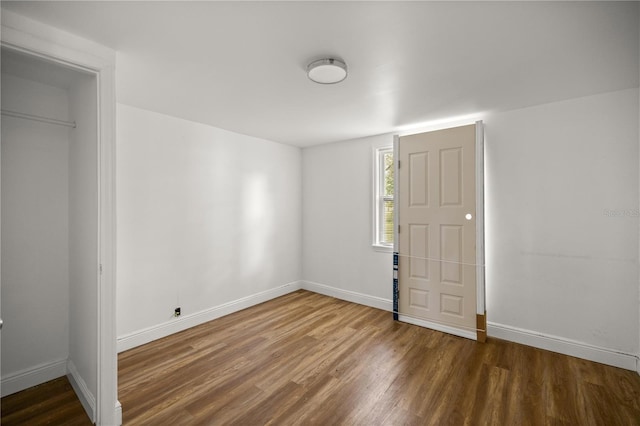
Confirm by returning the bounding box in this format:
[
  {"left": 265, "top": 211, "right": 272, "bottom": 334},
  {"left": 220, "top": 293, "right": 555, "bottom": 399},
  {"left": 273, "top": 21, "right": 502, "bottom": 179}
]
[{"left": 396, "top": 123, "right": 485, "bottom": 340}]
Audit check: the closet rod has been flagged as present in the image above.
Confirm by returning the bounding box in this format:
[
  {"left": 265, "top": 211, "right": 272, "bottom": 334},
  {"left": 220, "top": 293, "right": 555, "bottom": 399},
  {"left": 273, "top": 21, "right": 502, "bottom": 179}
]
[{"left": 1, "top": 109, "right": 76, "bottom": 128}]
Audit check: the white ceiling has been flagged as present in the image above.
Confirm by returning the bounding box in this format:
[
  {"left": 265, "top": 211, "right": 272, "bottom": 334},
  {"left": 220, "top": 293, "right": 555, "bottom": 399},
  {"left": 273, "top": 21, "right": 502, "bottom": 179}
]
[{"left": 2, "top": 1, "right": 638, "bottom": 147}]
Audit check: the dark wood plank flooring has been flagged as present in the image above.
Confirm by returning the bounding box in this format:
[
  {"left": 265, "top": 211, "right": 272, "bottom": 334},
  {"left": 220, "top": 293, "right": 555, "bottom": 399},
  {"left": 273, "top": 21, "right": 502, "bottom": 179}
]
[
  {"left": 118, "top": 290, "right": 640, "bottom": 425},
  {"left": 1, "top": 376, "right": 91, "bottom": 425}
]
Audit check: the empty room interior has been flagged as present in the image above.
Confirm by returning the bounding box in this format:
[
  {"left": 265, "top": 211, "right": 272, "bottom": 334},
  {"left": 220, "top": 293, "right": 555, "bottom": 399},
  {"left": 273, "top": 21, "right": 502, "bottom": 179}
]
[{"left": 1, "top": 1, "right": 640, "bottom": 425}]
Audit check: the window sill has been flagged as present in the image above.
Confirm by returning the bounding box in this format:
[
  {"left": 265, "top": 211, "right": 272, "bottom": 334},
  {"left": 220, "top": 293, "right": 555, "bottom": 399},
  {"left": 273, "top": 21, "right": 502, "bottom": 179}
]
[{"left": 372, "top": 244, "right": 393, "bottom": 253}]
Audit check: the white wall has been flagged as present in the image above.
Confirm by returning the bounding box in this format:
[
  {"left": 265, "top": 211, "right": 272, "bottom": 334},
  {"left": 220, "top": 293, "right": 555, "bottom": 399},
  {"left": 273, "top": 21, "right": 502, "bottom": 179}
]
[
  {"left": 485, "top": 88, "right": 639, "bottom": 366},
  {"left": 1, "top": 74, "right": 70, "bottom": 393},
  {"left": 302, "top": 88, "right": 639, "bottom": 369},
  {"left": 68, "top": 72, "right": 99, "bottom": 412},
  {"left": 302, "top": 133, "right": 393, "bottom": 307},
  {"left": 116, "top": 104, "right": 302, "bottom": 347}
]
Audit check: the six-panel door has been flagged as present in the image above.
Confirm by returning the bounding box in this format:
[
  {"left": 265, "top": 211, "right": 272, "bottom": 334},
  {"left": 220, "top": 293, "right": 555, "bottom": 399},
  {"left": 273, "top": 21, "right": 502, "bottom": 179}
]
[{"left": 398, "top": 124, "right": 477, "bottom": 334}]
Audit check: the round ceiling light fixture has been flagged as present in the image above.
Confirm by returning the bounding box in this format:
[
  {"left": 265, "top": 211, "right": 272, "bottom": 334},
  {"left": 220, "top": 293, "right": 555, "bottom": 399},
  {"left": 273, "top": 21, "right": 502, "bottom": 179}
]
[{"left": 307, "top": 58, "right": 347, "bottom": 84}]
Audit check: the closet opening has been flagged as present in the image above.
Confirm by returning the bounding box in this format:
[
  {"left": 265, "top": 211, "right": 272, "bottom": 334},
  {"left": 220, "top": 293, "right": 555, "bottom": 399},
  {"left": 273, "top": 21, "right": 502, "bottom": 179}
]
[{"left": 1, "top": 46, "right": 100, "bottom": 422}]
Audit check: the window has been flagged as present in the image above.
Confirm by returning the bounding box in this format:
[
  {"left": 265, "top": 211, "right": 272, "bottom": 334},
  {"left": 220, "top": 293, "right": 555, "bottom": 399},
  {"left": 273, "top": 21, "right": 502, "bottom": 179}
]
[{"left": 374, "top": 147, "right": 394, "bottom": 249}]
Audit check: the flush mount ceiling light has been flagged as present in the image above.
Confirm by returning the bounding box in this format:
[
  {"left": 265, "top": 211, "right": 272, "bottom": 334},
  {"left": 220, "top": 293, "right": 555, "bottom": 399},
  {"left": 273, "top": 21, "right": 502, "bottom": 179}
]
[{"left": 307, "top": 58, "right": 347, "bottom": 84}]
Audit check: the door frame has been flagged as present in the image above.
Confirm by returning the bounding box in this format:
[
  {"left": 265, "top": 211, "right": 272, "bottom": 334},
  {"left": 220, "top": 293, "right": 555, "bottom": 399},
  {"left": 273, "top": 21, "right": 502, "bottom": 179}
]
[
  {"left": 393, "top": 120, "right": 486, "bottom": 341},
  {"left": 1, "top": 10, "right": 119, "bottom": 425}
]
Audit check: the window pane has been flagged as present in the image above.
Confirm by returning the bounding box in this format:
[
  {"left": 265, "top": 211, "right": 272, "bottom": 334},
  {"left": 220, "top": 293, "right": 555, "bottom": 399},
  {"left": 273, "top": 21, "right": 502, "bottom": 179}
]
[
  {"left": 383, "top": 199, "right": 394, "bottom": 243},
  {"left": 383, "top": 152, "right": 394, "bottom": 197},
  {"left": 374, "top": 147, "right": 395, "bottom": 247}
]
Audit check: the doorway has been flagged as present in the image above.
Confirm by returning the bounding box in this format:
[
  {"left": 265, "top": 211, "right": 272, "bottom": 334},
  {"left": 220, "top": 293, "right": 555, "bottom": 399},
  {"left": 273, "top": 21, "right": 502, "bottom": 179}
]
[
  {"left": 1, "top": 46, "right": 100, "bottom": 420},
  {"left": 0, "top": 11, "right": 118, "bottom": 424},
  {"left": 394, "top": 122, "right": 486, "bottom": 341}
]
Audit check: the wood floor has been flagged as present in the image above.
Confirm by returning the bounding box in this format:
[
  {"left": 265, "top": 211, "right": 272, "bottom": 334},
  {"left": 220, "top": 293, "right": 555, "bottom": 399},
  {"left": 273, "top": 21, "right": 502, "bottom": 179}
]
[
  {"left": 118, "top": 290, "right": 640, "bottom": 425},
  {"left": 2, "top": 290, "right": 639, "bottom": 425},
  {"left": 1, "top": 376, "right": 91, "bottom": 425}
]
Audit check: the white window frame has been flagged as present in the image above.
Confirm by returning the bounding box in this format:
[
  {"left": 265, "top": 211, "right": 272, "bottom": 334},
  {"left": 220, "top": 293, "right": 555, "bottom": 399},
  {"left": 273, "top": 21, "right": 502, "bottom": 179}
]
[{"left": 373, "top": 146, "right": 394, "bottom": 251}]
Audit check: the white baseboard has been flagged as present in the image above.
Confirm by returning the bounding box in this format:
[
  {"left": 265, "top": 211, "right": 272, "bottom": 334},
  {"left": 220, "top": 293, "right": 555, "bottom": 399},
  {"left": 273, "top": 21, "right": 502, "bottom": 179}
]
[
  {"left": 0, "top": 358, "right": 67, "bottom": 397},
  {"left": 67, "top": 359, "right": 96, "bottom": 423},
  {"left": 115, "top": 400, "right": 123, "bottom": 425},
  {"left": 398, "top": 315, "right": 477, "bottom": 340},
  {"left": 0, "top": 358, "right": 98, "bottom": 420},
  {"left": 298, "top": 282, "right": 639, "bottom": 372},
  {"left": 117, "top": 281, "right": 303, "bottom": 352},
  {"left": 117, "top": 278, "right": 640, "bottom": 374},
  {"left": 301, "top": 280, "right": 393, "bottom": 312},
  {"left": 488, "top": 321, "right": 638, "bottom": 371}
]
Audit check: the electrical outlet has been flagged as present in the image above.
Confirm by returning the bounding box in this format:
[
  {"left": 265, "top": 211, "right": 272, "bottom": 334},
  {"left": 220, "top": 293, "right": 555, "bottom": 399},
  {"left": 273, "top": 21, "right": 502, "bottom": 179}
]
[{"left": 174, "top": 307, "right": 181, "bottom": 317}]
